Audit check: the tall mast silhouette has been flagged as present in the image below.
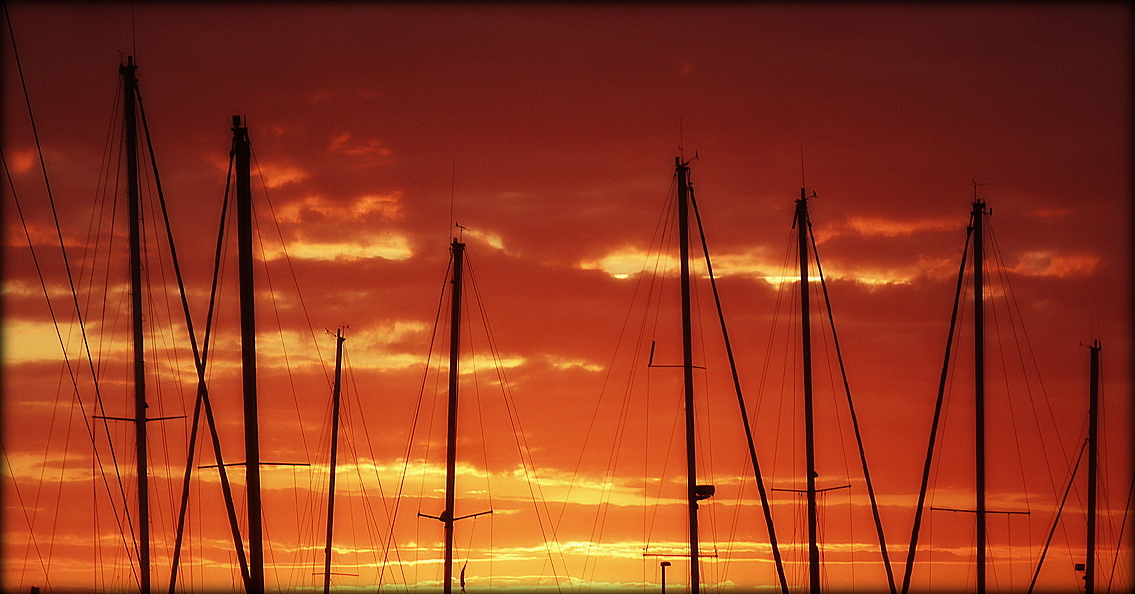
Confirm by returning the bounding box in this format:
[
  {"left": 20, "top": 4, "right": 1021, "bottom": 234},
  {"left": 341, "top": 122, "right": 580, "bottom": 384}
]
[
  {"left": 972, "top": 198, "right": 988, "bottom": 594},
  {"left": 796, "top": 189, "right": 821, "bottom": 593},
  {"left": 121, "top": 54, "right": 151, "bottom": 594},
  {"left": 443, "top": 238, "right": 465, "bottom": 594},
  {"left": 418, "top": 236, "right": 492, "bottom": 593},
  {"left": 1086, "top": 340, "right": 1101, "bottom": 594},
  {"left": 675, "top": 157, "right": 703, "bottom": 594},
  {"left": 322, "top": 329, "right": 346, "bottom": 594},
  {"left": 234, "top": 115, "right": 265, "bottom": 594}
]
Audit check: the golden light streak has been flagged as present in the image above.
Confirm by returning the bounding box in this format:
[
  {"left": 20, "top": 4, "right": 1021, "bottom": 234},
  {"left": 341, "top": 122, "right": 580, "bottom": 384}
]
[
  {"left": 463, "top": 227, "right": 507, "bottom": 252},
  {"left": 260, "top": 233, "right": 413, "bottom": 261},
  {"left": 580, "top": 248, "right": 922, "bottom": 286},
  {"left": 276, "top": 192, "right": 404, "bottom": 223},
  {"left": 546, "top": 356, "right": 604, "bottom": 372},
  {"left": 1, "top": 319, "right": 77, "bottom": 363}
]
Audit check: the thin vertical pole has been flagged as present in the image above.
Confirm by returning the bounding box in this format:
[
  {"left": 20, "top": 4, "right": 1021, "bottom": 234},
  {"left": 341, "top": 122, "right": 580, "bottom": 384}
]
[
  {"left": 323, "top": 329, "right": 346, "bottom": 594},
  {"left": 234, "top": 115, "right": 264, "bottom": 594},
  {"left": 122, "top": 55, "right": 150, "bottom": 594},
  {"left": 1086, "top": 340, "right": 1101, "bottom": 594},
  {"left": 444, "top": 239, "right": 465, "bottom": 594},
  {"left": 676, "top": 157, "right": 700, "bottom": 594},
  {"left": 972, "top": 199, "right": 987, "bottom": 594},
  {"left": 797, "top": 191, "right": 820, "bottom": 594}
]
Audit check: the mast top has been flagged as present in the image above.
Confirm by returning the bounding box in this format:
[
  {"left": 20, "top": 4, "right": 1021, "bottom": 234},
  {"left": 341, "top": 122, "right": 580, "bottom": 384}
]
[
  {"left": 119, "top": 54, "right": 136, "bottom": 79},
  {"left": 452, "top": 222, "right": 466, "bottom": 246},
  {"left": 971, "top": 179, "right": 993, "bottom": 209}
]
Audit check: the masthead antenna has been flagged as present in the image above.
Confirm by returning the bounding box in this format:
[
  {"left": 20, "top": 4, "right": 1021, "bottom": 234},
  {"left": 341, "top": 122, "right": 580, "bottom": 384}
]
[
  {"left": 448, "top": 157, "right": 457, "bottom": 239},
  {"left": 800, "top": 145, "right": 806, "bottom": 192},
  {"left": 131, "top": 0, "right": 138, "bottom": 59},
  {"left": 972, "top": 178, "right": 993, "bottom": 200},
  {"left": 678, "top": 117, "right": 685, "bottom": 162}
]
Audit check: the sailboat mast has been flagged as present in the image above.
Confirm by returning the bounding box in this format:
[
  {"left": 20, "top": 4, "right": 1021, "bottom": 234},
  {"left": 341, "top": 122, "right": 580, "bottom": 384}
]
[
  {"left": 1086, "top": 340, "right": 1101, "bottom": 594},
  {"left": 972, "top": 198, "right": 987, "bottom": 594},
  {"left": 444, "top": 238, "right": 465, "bottom": 594},
  {"left": 796, "top": 190, "right": 821, "bottom": 594},
  {"left": 676, "top": 157, "right": 701, "bottom": 594},
  {"left": 234, "top": 115, "right": 265, "bottom": 594},
  {"left": 122, "top": 55, "right": 150, "bottom": 594},
  {"left": 323, "top": 329, "right": 346, "bottom": 594}
]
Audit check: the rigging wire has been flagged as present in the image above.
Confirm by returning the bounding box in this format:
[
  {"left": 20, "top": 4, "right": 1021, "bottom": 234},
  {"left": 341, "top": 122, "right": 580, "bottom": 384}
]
[
  {"left": 806, "top": 211, "right": 897, "bottom": 592},
  {"left": 342, "top": 345, "right": 402, "bottom": 588},
  {"left": 465, "top": 253, "right": 572, "bottom": 590},
  {"left": 2, "top": 15, "right": 144, "bottom": 585},
  {"left": 131, "top": 80, "right": 253, "bottom": 591},
  {"left": 245, "top": 140, "right": 342, "bottom": 586},
  {"left": 559, "top": 171, "right": 677, "bottom": 590},
  {"left": 380, "top": 254, "right": 452, "bottom": 591},
  {"left": 166, "top": 141, "right": 252, "bottom": 592},
  {"left": 986, "top": 215, "right": 1080, "bottom": 587},
  {"left": 900, "top": 219, "right": 973, "bottom": 592},
  {"left": 688, "top": 185, "right": 789, "bottom": 592},
  {"left": 1026, "top": 438, "right": 1088, "bottom": 592}
]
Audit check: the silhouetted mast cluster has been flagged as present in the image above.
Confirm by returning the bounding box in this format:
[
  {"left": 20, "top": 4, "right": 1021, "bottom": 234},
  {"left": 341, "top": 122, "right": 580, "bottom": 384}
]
[{"left": 68, "top": 56, "right": 1116, "bottom": 594}]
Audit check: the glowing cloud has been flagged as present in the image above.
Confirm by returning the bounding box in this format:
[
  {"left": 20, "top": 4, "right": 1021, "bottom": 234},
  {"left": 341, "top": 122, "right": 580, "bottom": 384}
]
[
  {"left": 1008, "top": 251, "right": 1100, "bottom": 278},
  {"left": 546, "top": 356, "right": 604, "bottom": 373},
  {"left": 578, "top": 249, "right": 651, "bottom": 280},
  {"left": 5, "top": 148, "right": 36, "bottom": 175},
  {"left": 580, "top": 248, "right": 916, "bottom": 287},
  {"left": 261, "top": 233, "right": 412, "bottom": 262},
  {"left": 462, "top": 227, "right": 507, "bottom": 252},
  {"left": 328, "top": 132, "right": 393, "bottom": 159},
  {"left": 814, "top": 215, "right": 959, "bottom": 242},
  {"left": 276, "top": 192, "right": 404, "bottom": 223},
  {"left": 254, "top": 162, "right": 309, "bottom": 188}
]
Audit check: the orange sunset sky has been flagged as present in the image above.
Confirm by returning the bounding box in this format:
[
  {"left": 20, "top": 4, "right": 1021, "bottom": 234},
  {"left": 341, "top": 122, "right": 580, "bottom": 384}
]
[{"left": 2, "top": 2, "right": 1131, "bottom": 593}]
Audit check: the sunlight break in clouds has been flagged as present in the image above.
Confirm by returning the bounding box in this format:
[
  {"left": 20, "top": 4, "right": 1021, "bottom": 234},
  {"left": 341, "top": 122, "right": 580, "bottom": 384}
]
[
  {"left": 463, "top": 227, "right": 507, "bottom": 252},
  {"left": 580, "top": 249, "right": 917, "bottom": 286},
  {"left": 261, "top": 233, "right": 412, "bottom": 262},
  {"left": 264, "top": 193, "right": 411, "bottom": 260},
  {"left": 546, "top": 356, "right": 604, "bottom": 372}
]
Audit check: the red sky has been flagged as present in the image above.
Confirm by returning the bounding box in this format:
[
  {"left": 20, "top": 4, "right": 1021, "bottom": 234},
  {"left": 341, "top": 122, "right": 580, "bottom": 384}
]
[{"left": 3, "top": 2, "right": 1131, "bottom": 593}]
